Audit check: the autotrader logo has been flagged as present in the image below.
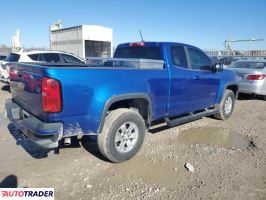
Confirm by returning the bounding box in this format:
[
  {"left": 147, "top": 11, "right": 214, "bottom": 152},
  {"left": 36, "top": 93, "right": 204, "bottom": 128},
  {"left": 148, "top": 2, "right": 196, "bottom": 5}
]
[{"left": 0, "top": 188, "right": 54, "bottom": 200}]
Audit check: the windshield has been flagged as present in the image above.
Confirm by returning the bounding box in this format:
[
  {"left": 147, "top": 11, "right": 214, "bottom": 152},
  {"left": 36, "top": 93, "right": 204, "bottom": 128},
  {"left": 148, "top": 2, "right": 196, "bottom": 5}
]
[
  {"left": 114, "top": 47, "right": 162, "bottom": 60},
  {"left": 228, "top": 62, "right": 266, "bottom": 69},
  {"left": 5, "top": 53, "right": 20, "bottom": 62}
]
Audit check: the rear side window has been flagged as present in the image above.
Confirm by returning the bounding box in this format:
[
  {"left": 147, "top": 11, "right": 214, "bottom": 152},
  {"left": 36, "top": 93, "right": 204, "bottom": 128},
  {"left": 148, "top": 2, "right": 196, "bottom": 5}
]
[
  {"left": 28, "top": 54, "right": 44, "bottom": 62},
  {"left": 43, "top": 53, "right": 61, "bottom": 63},
  {"left": 188, "top": 48, "right": 211, "bottom": 70},
  {"left": 5, "top": 53, "right": 20, "bottom": 62},
  {"left": 60, "top": 54, "right": 83, "bottom": 64},
  {"left": 114, "top": 47, "right": 162, "bottom": 60},
  {"left": 28, "top": 54, "right": 39, "bottom": 61},
  {"left": 170, "top": 46, "right": 188, "bottom": 68}
]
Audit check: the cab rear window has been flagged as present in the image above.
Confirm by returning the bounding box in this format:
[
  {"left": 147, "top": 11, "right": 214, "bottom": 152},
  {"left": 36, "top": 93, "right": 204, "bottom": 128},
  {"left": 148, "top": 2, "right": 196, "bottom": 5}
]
[{"left": 114, "top": 47, "right": 162, "bottom": 60}]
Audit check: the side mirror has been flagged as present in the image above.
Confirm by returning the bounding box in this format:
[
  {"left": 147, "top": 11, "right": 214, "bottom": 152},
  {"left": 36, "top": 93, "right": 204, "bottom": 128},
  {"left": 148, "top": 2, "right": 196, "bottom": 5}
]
[{"left": 212, "top": 62, "right": 223, "bottom": 72}]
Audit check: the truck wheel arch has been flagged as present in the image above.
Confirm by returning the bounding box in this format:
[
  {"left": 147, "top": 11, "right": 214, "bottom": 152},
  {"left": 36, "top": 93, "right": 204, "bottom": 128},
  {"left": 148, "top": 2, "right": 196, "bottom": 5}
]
[
  {"left": 225, "top": 84, "right": 238, "bottom": 98},
  {"left": 217, "top": 82, "right": 238, "bottom": 103},
  {"left": 97, "top": 93, "right": 152, "bottom": 133}
]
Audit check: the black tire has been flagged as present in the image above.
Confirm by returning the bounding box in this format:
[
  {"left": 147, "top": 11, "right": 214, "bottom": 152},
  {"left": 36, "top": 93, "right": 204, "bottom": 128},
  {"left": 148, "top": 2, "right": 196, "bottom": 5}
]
[
  {"left": 262, "top": 95, "right": 266, "bottom": 101},
  {"left": 214, "top": 89, "right": 235, "bottom": 120},
  {"left": 97, "top": 108, "right": 146, "bottom": 163}
]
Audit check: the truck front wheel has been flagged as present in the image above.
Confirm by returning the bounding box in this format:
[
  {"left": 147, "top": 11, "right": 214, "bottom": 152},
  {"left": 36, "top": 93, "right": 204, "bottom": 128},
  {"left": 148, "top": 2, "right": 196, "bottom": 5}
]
[
  {"left": 97, "top": 108, "right": 146, "bottom": 163},
  {"left": 214, "top": 89, "right": 235, "bottom": 120}
]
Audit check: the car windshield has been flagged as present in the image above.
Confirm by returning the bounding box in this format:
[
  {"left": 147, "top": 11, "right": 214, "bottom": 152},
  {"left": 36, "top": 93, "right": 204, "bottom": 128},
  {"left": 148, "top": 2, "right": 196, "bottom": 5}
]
[
  {"left": 228, "top": 62, "right": 266, "bottom": 69},
  {"left": 5, "top": 53, "right": 20, "bottom": 62}
]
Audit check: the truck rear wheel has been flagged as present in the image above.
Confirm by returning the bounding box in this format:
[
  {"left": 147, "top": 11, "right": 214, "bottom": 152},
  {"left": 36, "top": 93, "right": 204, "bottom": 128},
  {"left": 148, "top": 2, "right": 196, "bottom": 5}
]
[
  {"left": 97, "top": 108, "right": 146, "bottom": 163},
  {"left": 214, "top": 89, "right": 235, "bottom": 120}
]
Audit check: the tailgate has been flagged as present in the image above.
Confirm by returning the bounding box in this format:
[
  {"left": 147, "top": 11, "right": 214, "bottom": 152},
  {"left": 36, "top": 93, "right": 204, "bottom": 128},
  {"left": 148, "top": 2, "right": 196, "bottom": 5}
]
[{"left": 9, "top": 64, "right": 47, "bottom": 121}]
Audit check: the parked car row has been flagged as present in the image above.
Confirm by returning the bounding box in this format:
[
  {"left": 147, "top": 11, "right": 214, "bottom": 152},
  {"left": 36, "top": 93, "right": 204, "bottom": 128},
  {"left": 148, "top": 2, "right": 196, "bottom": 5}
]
[
  {"left": 210, "top": 55, "right": 266, "bottom": 66},
  {"left": 2, "top": 50, "right": 265, "bottom": 101},
  {"left": 0, "top": 51, "right": 85, "bottom": 83}
]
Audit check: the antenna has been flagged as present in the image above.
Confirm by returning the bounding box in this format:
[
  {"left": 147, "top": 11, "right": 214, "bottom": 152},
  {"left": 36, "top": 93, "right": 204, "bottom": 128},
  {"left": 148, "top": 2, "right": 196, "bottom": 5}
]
[{"left": 139, "top": 30, "right": 144, "bottom": 42}]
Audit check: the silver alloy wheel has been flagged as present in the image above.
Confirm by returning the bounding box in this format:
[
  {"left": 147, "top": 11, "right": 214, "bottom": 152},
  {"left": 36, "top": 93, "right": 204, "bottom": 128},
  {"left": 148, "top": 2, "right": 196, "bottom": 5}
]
[
  {"left": 224, "top": 96, "right": 233, "bottom": 115},
  {"left": 115, "top": 122, "right": 139, "bottom": 153}
]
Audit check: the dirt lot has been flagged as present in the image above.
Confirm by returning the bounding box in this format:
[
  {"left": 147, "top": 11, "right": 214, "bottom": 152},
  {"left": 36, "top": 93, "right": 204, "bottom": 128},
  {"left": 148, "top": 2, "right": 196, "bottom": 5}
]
[{"left": 0, "top": 82, "right": 265, "bottom": 200}]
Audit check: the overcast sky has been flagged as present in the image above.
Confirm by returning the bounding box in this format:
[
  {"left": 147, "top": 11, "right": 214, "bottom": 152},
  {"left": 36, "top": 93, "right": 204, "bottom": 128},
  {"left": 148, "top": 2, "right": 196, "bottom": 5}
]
[{"left": 1, "top": 0, "right": 266, "bottom": 50}]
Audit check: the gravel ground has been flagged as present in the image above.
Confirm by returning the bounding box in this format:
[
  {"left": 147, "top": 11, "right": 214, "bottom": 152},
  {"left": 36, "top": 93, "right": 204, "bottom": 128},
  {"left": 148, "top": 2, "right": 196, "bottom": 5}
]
[{"left": 0, "top": 82, "right": 265, "bottom": 200}]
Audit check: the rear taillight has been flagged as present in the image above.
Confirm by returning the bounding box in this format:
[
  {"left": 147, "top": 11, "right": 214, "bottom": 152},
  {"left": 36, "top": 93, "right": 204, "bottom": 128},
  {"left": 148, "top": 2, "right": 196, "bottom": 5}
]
[
  {"left": 246, "top": 74, "right": 266, "bottom": 80},
  {"left": 42, "top": 78, "right": 61, "bottom": 113}
]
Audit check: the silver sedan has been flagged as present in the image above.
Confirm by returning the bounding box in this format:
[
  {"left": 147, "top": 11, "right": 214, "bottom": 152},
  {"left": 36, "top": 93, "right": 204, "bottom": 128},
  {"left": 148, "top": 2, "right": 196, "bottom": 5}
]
[{"left": 227, "top": 60, "right": 266, "bottom": 100}]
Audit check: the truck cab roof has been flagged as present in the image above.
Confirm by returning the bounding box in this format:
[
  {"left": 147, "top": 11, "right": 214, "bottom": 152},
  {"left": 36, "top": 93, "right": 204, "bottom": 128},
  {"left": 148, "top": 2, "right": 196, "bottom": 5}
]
[
  {"left": 117, "top": 41, "right": 199, "bottom": 48},
  {"left": 114, "top": 42, "right": 205, "bottom": 60}
]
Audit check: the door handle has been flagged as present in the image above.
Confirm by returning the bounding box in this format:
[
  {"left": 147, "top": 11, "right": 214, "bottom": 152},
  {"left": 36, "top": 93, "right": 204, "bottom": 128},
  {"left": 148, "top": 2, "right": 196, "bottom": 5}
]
[{"left": 193, "top": 76, "right": 200, "bottom": 80}]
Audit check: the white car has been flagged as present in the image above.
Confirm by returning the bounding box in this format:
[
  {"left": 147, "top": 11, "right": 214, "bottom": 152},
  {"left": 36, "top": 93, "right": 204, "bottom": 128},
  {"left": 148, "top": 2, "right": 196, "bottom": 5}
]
[
  {"left": 227, "top": 60, "right": 266, "bottom": 100},
  {"left": 0, "top": 51, "right": 85, "bottom": 83}
]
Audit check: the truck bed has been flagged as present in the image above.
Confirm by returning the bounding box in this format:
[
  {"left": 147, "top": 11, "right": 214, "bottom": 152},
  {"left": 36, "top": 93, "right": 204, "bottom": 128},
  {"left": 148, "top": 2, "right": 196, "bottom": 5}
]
[
  {"left": 86, "top": 57, "right": 164, "bottom": 69},
  {"left": 9, "top": 61, "right": 168, "bottom": 135}
]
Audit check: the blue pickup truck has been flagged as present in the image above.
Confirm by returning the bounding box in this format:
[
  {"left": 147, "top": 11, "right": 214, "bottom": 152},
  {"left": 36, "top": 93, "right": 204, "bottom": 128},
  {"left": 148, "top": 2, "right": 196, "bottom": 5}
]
[{"left": 5, "top": 42, "right": 238, "bottom": 162}]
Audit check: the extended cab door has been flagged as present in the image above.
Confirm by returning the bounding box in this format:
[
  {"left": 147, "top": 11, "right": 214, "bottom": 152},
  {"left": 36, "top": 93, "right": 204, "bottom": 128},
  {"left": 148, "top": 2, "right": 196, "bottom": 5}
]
[
  {"left": 167, "top": 45, "right": 190, "bottom": 116},
  {"left": 186, "top": 47, "right": 219, "bottom": 111}
]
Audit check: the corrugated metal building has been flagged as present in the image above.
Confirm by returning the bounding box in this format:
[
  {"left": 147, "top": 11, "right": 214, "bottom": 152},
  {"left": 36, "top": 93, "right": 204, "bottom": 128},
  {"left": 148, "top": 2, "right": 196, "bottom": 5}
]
[{"left": 50, "top": 25, "right": 113, "bottom": 59}]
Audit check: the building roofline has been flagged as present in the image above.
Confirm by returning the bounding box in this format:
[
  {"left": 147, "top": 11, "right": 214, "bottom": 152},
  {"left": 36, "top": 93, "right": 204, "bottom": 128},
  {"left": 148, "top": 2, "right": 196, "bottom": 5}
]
[
  {"left": 51, "top": 25, "right": 83, "bottom": 32},
  {"left": 51, "top": 24, "right": 112, "bottom": 32}
]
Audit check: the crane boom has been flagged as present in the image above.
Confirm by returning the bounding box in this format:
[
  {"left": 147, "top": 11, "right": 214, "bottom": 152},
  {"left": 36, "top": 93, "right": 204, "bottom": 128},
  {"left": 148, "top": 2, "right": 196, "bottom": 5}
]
[{"left": 224, "top": 38, "right": 264, "bottom": 56}]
